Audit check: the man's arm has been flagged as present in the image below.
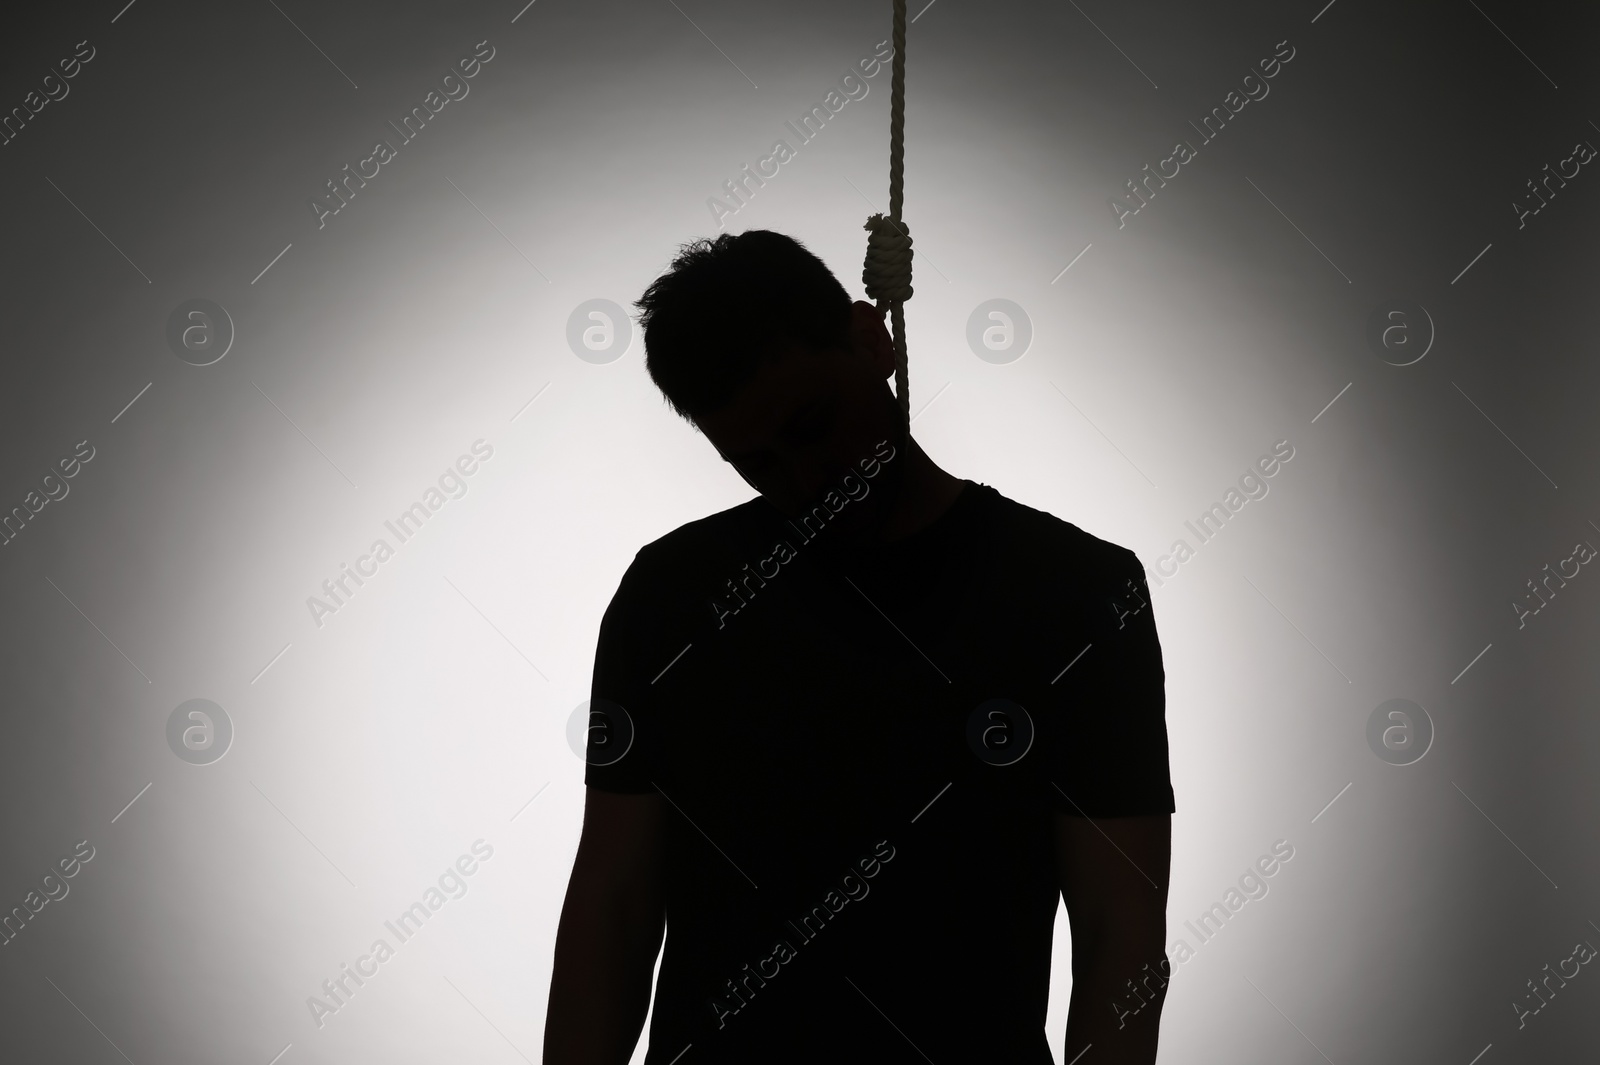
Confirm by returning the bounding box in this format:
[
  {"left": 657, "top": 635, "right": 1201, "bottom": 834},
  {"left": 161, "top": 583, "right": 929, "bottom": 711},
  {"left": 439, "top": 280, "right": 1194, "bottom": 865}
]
[
  {"left": 544, "top": 787, "right": 668, "bottom": 1065},
  {"left": 1055, "top": 812, "right": 1171, "bottom": 1065}
]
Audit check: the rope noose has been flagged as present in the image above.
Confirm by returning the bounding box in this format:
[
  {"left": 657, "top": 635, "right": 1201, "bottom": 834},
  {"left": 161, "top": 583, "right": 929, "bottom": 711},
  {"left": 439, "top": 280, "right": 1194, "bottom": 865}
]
[{"left": 862, "top": 0, "right": 912, "bottom": 427}]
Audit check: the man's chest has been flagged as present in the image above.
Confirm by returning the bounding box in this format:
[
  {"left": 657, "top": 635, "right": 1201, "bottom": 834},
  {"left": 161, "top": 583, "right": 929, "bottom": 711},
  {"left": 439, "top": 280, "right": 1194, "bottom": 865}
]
[{"left": 648, "top": 559, "right": 1086, "bottom": 837}]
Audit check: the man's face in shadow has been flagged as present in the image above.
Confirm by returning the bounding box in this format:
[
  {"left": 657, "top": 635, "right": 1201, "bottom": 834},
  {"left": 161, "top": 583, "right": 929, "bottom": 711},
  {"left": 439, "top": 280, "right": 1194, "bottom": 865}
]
[{"left": 695, "top": 300, "right": 906, "bottom": 541}]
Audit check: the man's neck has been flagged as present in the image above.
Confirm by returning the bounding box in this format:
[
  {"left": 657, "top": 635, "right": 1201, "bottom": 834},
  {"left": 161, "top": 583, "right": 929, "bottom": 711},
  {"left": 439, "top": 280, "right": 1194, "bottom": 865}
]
[{"left": 874, "top": 437, "right": 966, "bottom": 543}]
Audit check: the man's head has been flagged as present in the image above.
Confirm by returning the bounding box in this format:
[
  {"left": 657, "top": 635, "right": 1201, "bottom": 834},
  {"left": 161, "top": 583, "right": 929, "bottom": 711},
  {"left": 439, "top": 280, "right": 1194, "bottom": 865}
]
[{"left": 635, "top": 230, "right": 907, "bottom": 525}]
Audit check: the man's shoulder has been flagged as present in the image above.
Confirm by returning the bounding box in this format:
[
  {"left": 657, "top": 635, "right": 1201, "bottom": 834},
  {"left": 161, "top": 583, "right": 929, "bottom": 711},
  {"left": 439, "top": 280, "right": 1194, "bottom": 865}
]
[
  {"left": 638, "top": 495, "right": 773, "bottom": 560},
  {"left": 978, "top": 483, "right": 1145, "bottom": 585},
  {"left": 614, "top": 495, "right": 776, "bottom": 596},
  {"left": 613, "top": 483, "right": 1148, "bottom": 597}
]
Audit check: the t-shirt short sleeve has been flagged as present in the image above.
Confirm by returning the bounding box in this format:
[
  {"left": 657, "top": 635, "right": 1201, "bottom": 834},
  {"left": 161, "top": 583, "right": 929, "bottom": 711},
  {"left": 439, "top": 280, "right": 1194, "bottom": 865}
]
[
  {"left": 1041, "top": 546, "right": 1175, "bottom": 818},
  {"left": 583, "top": 549, "right": 670, "bottom": 795}
]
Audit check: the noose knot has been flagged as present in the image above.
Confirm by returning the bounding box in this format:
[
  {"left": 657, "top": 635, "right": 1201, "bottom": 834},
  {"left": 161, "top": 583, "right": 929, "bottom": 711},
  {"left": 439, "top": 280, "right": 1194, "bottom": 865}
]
[{"left": 861, "top": 213, "right": 914, "bottom": 305}]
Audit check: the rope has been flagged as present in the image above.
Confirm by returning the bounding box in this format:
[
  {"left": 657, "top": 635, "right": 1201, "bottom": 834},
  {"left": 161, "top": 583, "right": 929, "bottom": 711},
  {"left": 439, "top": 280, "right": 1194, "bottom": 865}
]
[{"left": 862, "top": 0, "right": 911, "bottom": 426}]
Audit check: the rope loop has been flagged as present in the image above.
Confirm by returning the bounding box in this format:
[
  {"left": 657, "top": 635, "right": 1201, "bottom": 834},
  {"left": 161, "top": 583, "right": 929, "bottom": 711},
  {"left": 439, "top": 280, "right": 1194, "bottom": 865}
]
[
  {"left": 865, "top": 0, "right": 910, "bottom": 424},
  {"left": 862, "top": 213, "right": 914, "bottom": 305}
]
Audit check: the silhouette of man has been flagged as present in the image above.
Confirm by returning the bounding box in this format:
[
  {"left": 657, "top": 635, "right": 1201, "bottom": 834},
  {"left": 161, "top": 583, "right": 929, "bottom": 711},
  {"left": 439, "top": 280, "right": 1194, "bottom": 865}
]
[{"left": 545, "top": 230, "right": 1174, "bottom": 1065}]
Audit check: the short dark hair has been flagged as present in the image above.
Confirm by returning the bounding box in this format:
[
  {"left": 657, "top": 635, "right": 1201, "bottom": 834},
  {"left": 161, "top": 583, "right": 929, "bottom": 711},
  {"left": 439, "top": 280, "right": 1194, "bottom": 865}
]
[{"left": 634, "top": 230, "right": 853, "bottom": 423}]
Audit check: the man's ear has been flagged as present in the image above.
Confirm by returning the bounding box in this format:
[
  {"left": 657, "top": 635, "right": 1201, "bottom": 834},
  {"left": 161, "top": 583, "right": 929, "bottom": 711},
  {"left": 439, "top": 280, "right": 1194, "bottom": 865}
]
[{"left": 848, "top": 300, "right": 896, "bottom": 379}]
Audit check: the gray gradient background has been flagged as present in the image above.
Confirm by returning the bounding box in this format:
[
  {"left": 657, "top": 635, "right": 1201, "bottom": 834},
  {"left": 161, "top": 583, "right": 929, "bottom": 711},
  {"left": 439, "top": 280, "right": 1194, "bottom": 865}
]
[{"left": 2, "top": 0, "right": 1597, "bottom": 1062}]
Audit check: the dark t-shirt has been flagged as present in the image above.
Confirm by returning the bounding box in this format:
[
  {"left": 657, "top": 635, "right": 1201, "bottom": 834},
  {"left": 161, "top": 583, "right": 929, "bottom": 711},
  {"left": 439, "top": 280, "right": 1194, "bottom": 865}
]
[{"left": 585, "top": 479, "right": 1174, "bottom": 1064}]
